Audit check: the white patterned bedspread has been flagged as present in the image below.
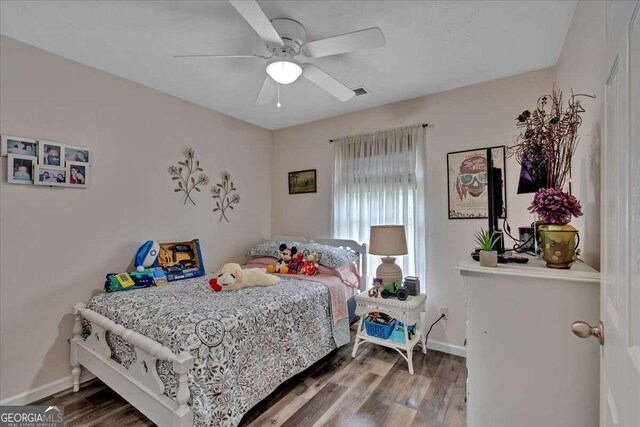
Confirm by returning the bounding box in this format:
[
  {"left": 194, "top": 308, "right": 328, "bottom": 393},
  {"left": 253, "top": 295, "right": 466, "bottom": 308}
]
[{"left": 86, "top": 274, "right": 348, "bottom": 427}]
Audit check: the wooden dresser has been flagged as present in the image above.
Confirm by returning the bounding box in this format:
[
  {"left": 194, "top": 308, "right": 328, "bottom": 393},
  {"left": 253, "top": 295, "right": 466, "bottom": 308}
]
[{"left": 457, "top": 255, "right": 600, "bottom": 427}]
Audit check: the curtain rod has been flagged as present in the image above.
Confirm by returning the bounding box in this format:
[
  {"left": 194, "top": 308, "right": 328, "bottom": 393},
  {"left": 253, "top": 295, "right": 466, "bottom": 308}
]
[{"left": 328, "top": 123, "right": 432, "bottom": 143}]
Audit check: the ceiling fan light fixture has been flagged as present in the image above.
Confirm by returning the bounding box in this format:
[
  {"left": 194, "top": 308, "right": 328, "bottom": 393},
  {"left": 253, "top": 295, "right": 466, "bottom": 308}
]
[{"left": 266, "top": 58, "right": 302, "bottom": 84}]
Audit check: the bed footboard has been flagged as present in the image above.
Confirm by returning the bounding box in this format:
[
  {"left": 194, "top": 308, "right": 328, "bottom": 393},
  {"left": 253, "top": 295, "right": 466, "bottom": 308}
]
[{"left": 70, "top": 302, "right": 194, "bottom": 427}]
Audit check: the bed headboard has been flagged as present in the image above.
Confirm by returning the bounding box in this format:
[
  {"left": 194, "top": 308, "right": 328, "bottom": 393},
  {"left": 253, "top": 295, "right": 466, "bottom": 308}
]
[{"left": 270, "top": 236, "right": 368, "bottom": 291}]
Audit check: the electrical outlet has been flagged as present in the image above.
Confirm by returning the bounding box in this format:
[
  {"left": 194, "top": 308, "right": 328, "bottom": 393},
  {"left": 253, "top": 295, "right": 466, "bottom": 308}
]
[{"left": 439, "top": 306, "right": 449, "bottom": 319}]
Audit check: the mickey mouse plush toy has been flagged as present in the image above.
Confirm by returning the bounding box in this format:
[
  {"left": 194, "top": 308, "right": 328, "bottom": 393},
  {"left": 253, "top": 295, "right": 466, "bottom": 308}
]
[{"left": 275, "top": 244, "right": 297, "bottom": 274}]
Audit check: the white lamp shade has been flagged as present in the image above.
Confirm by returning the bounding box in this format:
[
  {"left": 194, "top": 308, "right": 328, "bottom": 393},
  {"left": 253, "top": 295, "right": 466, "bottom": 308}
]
[
  {"left": 369, "top": 225, "right": 408, "bottom": 256},
  {"left": 266, "top": 58, "right": 302, "bottom": 84}
]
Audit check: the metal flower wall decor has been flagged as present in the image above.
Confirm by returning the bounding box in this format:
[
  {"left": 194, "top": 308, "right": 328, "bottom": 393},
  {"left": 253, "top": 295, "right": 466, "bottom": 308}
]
[
  {"left": 211, "top": 171, "right": 240, "bottom": 222},
  {"left": 168, "top": 147, "right": 210, "bottom": 205}
]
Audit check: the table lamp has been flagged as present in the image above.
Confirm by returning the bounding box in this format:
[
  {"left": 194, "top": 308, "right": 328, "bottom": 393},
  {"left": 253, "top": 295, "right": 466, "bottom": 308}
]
[{"left": 369, "top": 225, "right": 408, "bottom": 284}]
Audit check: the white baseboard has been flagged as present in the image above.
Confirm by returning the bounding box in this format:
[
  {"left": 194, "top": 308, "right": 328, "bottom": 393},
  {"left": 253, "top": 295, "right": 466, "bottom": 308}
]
[
  {"left": 0, "top": 371, "right": 95, "bottom": 406},
  {"left": 426, "top": 339, "right": 467, "bottom": 357}
]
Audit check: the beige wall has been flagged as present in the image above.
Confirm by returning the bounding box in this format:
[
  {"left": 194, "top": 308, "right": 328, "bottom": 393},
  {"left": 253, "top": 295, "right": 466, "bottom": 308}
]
[
  {"left": 1, "top": 3, "right": 606, "bottom": 399},
  {"left": 0, "top": 36, "right": 272, "bottom": 400},
  {"left": 555, "top": 0, "right": 604, "bottom": 270},
  {"left": 271, "top": 67, "right": 558, "bottom": 350}
]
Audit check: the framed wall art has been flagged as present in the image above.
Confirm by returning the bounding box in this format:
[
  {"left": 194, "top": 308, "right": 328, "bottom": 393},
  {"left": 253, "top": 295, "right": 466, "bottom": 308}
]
[
  {"left": 288, "top": 169, "right": 317, "bottom": 194},
  {"left": 38, "top": 140, "right": 65, "bottom": 166},
  {"left": 7, "top": 154, "right": 37, "bottom": 184},
  {"left": 64, "top": 145, "right": 91, "bottom": 164},
  {"left": 66, "top": 161, "right": 89, "bottom": 188},
  {"left": 2, "top": 135, "right": 37, "bottom": 157},
  {"left": 447, "top": 145, "right": 507, "bottom": 219},
  {"left": 2, "top": 134, "right": 91, "bottom": 189},
  {"left": 34, "top": 165, "right": 66, "bottom": 187}
]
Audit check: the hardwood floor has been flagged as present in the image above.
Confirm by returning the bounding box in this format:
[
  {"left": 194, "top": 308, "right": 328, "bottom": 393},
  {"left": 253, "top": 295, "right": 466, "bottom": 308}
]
[{"left": 36, "top": 326, "right": 467, "bottom": 426}]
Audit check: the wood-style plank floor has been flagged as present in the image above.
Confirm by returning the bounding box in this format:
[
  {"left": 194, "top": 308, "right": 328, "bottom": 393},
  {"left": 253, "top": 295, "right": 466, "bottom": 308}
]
[{"left": 36, "top": 325, "right": 467, "bottom": 427}]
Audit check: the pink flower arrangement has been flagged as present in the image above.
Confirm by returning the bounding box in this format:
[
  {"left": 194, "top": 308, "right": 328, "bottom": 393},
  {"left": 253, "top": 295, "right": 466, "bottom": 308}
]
[{"left": 528, "top": 187, "right": 583, "bottom": 224}]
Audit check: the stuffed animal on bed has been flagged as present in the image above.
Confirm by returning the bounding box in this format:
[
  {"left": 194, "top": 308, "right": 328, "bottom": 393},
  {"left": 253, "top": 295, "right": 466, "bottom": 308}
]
[
  {"left": 209, "top": 263, "right": 280, "bottom": 292},
  {"left": 300, "top": 252, "right": 321, "bottom": 276},
  {"left": 288, "top": 252, "right": 305, "bottom": 274},
  {"left": 266, "top": 244, "right": 297, "bottom": 274}
]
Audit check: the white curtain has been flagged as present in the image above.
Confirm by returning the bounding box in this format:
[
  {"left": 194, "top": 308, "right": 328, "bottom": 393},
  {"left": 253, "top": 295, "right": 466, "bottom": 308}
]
[{"left": 332, "top": 124, "right": 426, "bottom": 283}]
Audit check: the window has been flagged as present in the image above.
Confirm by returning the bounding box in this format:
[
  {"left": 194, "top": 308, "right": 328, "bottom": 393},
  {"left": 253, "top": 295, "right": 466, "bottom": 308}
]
[{"left": 332, "top": 125, "right": 426, "bottom": 281}]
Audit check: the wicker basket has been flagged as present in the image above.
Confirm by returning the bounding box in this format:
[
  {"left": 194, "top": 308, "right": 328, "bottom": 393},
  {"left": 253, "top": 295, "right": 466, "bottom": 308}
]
[{"left": 364, "top": 317, "right": 396, "bottom": 339}]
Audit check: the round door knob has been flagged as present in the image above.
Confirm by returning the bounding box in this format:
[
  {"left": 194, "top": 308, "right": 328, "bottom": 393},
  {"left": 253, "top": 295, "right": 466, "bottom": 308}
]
[{"left": 571, "top": 320, "right": 604, "bottom": 345}]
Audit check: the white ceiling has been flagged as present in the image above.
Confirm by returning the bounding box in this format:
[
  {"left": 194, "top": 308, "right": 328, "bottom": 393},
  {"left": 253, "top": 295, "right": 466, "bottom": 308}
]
[{"left": 0, "top": 1, "right": 576, "bottom": 130}]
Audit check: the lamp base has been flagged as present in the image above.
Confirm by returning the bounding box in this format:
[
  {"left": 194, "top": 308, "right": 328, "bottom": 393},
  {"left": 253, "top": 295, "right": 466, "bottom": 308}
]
[{"left": 376, "top": 257, "right": 403, "bottom": 285}]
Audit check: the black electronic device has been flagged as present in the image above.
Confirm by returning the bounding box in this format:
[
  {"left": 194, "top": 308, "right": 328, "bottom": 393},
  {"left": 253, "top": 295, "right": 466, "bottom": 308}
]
[
  {"left": 471, "top": 249, "right": 529, "bottom": 264},
  {"left": 486, "top": 148, "right": 505, "bottom": 254},
  {"left": 403, "top": 276, "right": 421, "bottom": 296}
]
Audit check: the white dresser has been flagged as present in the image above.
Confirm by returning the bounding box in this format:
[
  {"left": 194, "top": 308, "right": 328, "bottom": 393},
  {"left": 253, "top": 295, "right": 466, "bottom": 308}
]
[{"left": 457, "top": 255, "right": 600, "bottom": 427}]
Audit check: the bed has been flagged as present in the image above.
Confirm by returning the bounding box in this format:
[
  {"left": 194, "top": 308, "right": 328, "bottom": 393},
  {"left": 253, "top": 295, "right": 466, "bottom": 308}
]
[{"left": 70, "top": 237, "right": 367, "bottom": 427}]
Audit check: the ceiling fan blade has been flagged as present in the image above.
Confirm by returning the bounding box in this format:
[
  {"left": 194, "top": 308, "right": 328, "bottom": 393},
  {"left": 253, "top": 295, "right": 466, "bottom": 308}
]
[
  {"left": 302, "top": 64, "right": 355, "bottom": 102},
  {"left": 302, "top": 27, "right": 385, "bottom": 58},
  {"left": 255, "top": 76, "right": 278, "bottom": 105},
  {"left": 229, "top": 0, "right": 282, "bottom": 46},
  {"left": 174, "top": 54, "right": 262, "bottom": 58}
]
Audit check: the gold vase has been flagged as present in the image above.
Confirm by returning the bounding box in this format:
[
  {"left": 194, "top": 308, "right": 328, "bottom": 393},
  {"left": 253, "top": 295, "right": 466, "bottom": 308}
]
[{"left": 538, "top": 224, "right": 579, "bottom": 269}]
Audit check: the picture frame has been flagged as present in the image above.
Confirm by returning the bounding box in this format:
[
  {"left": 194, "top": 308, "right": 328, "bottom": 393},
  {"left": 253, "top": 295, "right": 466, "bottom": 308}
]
[
  {"left": 64, "top": 144, "right": 91, "bottom": 165},
  {"left": 34, "top": 165, "right": 67, "bottom": 187},
  {"left": 288, "top": 169, "right": 317, "bottom": 194},
  {"left": 446, "top": 145, "right": 507, "bottom": 219},
  {"left": 66, "top": 161, "right": 89, "bottom": 188},
  {"left": 7, "top": 154, "right": 37, "bottom": 185},
  {"left": 2, "top": 135, "right": 37, "bottom": 157},
  {"left": 38, "top": 140, "right": 66, "bottom": 167}
]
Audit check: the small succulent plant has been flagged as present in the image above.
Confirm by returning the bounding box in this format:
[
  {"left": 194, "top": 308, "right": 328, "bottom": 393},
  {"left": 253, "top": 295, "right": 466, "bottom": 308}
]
[
  {"left": 528, "top": 187, "right": 583, "bottom": 224},
  {"left": 474, "top": 228, "right": 501, "bottom": 252},
  {"left": 168, "top": 147, "right": 209, "bottom": 205}
]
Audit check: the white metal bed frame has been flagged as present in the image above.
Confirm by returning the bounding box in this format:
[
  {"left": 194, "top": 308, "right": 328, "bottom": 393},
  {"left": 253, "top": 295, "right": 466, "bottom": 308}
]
[{"left": 70, "top": 237, "right": 366, "bottom": 427}]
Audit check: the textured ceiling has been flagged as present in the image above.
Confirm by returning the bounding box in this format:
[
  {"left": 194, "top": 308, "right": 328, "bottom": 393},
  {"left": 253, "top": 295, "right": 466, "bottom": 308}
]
[{"left": 0, "top": 1, "right": 576, "bottom": 130}]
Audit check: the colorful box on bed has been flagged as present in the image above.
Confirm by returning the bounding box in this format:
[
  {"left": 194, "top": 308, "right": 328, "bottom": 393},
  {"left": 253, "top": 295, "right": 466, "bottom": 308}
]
[
  {"left": 104, "top": 268, "right": 167, "bottom": 292},
  {"left": 157, "top": 239, "right": 205, "bottom": 281}
]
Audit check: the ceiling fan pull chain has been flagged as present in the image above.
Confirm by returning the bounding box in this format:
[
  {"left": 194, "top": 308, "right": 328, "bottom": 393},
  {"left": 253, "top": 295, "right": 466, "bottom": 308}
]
[{"left": 277, "top": 84, "right": 282, "bottom": 108}]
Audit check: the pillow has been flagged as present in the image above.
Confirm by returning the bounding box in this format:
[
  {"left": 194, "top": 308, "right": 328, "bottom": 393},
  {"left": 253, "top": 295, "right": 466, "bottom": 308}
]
[
  {"left": 316, "top": 263, "right": 361, "bottom": 288},
  {"left": 246, "top": 241, "right": 302, "bottom": 259},
  {"left": 246, "top": 241, "right": 360, "bottom": 269},
  {"left": 244, "top": 256, "right": 278, "bottom": 266},
  {"left": 300, "top": 242, "right": 359, "bottom": 269}
]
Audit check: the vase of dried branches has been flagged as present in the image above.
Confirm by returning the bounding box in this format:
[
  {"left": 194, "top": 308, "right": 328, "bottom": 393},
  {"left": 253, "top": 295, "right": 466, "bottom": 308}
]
[{"left": 511, "top": 88, "right": 593, "bottom": 269}]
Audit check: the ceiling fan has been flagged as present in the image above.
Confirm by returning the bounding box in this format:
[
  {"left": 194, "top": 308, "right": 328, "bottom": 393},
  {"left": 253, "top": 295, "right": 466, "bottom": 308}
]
[{"left": 174, "top": 0, "right": 385, "bottom": 106}]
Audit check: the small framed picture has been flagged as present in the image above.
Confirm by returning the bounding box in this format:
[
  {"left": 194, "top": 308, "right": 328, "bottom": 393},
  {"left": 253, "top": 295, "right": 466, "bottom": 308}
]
[
  {"left": 2, "top": 135, "right": 37, "bottom": 157},
  {"left": 64, "top": 145, "right": 91, "bottom": 165},
  {"left": 66, "top": 161, "right": 89, "bottom": 188},
  {"left": 288, "top": 169, "right": 317, "bottom": 194},
  {"left": 34, "top": 165, "right": 66, "bottom": 187},
  {"left": 38, "top": 140, "right": 65, "bottom": 166},
  {"left": 7, "top": 154, "right": 37, "bottom": 184}
]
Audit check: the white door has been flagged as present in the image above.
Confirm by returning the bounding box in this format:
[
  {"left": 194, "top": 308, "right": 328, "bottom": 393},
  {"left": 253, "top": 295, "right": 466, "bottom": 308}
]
[{"left": 600, "top": 1, "right": 640, "bottom": 425}]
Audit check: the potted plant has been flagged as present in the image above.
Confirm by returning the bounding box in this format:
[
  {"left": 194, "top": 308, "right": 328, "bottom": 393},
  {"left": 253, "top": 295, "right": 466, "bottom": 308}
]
[
  {"left": 474, "top": 228, "right": 501, "bottom": 267},
  {"left": 529, "top": 187, "right": 583, "bottom": 268}
]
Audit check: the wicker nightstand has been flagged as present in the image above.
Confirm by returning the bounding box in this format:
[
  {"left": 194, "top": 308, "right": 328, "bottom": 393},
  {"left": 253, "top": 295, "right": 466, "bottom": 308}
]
[{"left": 352, "top": 291, "right": 427, "bottom": 375}]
